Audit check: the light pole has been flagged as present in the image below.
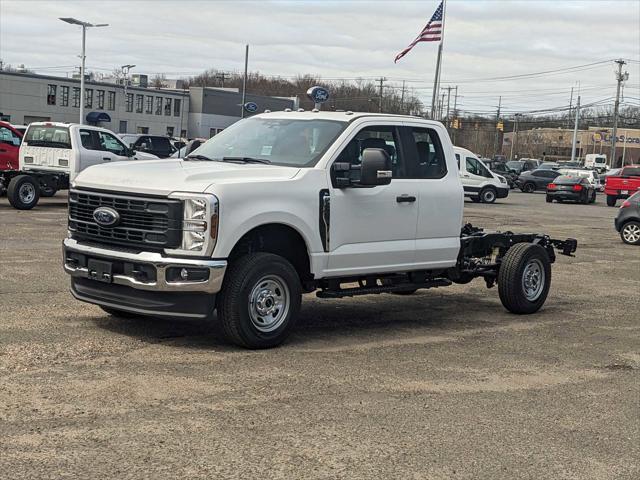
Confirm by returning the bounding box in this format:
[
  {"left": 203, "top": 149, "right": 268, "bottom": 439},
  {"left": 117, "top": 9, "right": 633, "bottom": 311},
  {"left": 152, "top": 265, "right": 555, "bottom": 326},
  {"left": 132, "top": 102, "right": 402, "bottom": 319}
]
[{"left": 60, "top": 18, "right": 108, "bottom": 124}]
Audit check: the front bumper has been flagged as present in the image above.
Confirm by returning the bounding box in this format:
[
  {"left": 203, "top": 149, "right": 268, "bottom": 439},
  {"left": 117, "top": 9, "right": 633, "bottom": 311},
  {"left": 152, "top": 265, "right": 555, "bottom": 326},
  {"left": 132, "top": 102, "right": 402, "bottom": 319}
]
[
  {"left": 63, "top": 237, "right": 227, "bottom": 293},
  {"left": 497, "top": 186, "right": 509, "bottom": 198},
  {"left": 546, "top": 191, "right": 582, "bottom": 201}
]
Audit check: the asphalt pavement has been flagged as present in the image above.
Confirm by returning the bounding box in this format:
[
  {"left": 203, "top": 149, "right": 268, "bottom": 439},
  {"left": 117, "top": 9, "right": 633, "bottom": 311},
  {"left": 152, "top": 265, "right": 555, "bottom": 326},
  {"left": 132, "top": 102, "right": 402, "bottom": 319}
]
[{"left": 0, "top": 190, "right": 638, "bottom": 479}]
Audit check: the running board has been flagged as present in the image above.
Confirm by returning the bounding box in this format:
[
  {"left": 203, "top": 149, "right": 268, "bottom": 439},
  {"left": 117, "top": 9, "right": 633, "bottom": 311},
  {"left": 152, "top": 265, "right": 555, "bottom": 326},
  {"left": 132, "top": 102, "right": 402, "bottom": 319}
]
[{"left": 317, "top": 279, "right": 452, "bottom": 299}]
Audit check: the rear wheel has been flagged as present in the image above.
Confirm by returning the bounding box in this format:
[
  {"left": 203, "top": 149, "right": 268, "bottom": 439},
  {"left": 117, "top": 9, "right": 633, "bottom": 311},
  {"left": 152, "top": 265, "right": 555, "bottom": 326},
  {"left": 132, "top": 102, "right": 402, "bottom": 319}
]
[
  {"left": 545, "top": 195, "right": 553, "bottom": 203},
  {"left": 480, "top": 187, "right": 497, "bottom": 204},
  {"left": 7, "top": 175, "right": 40, "bottom": 210},
  {"left": 498, "top": 243, "right": 551, "bottom": 314},
  {"left": 217, "top": 252, "right": 301, "bottom": 349},
  {"left": 606, "top": 195, "right": 617, "bottom": 207},
  {"left": 522, "top": 182, "right": 536, "bottom": 193},
  {"left": 620, "top": 221, "right": 640, "bottom": 245}
]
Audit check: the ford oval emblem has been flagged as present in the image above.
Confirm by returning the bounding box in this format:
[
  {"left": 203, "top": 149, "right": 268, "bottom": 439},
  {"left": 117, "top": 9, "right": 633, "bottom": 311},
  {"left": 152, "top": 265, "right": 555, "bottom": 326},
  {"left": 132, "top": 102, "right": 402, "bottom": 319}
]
[
  {"left": 307, "top": 86, "right": 330, "bottom": 104},
  {"left": 244, "top": 102, "right": 259, "bottom": 113},
  {"left": 93, "top": 206, "right": 120, "bottom": 227}
]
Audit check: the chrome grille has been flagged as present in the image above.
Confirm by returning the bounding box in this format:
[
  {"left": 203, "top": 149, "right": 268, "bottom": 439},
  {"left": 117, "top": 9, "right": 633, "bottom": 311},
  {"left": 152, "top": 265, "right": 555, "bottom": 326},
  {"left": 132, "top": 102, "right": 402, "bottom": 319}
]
[{"left": 68, "top": 190, "right": 182, "bottom": 249}]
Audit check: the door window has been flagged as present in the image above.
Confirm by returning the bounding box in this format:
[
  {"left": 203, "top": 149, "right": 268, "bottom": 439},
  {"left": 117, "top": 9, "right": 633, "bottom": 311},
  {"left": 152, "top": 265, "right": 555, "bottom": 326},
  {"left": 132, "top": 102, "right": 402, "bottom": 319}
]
[
  {"left": 403, "top": 127, "right": 447, "bottom": 179},
  {"left": 335, "top": 125, "right": 404, "bottom": 178},
  {"left": 0, "top": 126, "right": 20, "bottom": 146},
  {"left": 98, "top": 131, "right": 127, "bottom": 156},
  {"left": 466, "top": 157, "right": 492, "bottom": 178},
  {"left": 79, "top": 129, "right": 101, "bottom": 150}
]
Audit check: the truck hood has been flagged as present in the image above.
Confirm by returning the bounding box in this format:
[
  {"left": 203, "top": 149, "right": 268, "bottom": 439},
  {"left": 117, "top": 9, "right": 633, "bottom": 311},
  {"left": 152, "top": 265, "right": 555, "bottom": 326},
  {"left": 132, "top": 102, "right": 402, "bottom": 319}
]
[{"left": 73, "top": 159, "right": 301, "bottom": 195}]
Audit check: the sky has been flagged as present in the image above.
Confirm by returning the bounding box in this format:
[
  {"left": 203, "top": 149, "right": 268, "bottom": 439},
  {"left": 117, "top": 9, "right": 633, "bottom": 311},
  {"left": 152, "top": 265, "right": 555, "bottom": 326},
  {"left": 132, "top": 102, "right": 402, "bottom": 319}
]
[{"left": 1, "top": 0, "right": 639, "bottom": 116}]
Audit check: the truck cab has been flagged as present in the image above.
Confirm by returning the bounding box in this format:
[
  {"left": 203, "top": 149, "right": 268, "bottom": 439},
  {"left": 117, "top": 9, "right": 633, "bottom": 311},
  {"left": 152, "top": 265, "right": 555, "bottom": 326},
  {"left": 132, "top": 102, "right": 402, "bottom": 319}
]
[
  {"left": 62, "top": 111, "right": 576, "bottom": 348},
  {"left": 454, "top": 146, "right": 509, "bottom": 203},
  {"left": 8, "top": 122, "right": 157, "bottom": 209}
]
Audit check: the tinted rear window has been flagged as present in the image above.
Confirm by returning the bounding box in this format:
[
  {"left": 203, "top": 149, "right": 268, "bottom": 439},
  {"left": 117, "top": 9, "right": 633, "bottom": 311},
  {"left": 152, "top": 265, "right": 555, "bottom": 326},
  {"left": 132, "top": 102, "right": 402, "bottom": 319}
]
[
  {"left": 25, "top": 125, "right": 71, "bottom": 149},
  {"left": 555, "top": 175, "right": 580, "bottom": 184},
  {"left": 622, "top": 167, "right": 640, "bottom": 178}
]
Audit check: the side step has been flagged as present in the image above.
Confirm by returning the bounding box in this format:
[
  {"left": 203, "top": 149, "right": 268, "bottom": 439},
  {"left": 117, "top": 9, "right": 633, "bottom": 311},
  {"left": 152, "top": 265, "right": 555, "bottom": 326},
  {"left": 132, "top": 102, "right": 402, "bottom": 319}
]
[{"left": 316, "top": 279, "right": 452, "bottom": 299}]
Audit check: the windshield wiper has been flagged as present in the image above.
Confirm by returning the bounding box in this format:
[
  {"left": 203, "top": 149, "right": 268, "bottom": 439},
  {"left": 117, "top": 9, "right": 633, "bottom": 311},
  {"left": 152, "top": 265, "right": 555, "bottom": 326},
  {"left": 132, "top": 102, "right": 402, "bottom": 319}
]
[
  {"left": 222, "top": 156, "right": 271, "bottom": 164},
  {"left": 185, "top": 154, "right": 215, "bottom": 161}
]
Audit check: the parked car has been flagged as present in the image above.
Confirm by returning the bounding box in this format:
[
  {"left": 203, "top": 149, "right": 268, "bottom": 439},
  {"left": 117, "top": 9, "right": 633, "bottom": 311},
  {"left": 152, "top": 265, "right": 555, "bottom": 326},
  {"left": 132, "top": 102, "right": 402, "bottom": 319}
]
[
  {"left": 454, "top": 146, "right": 509, "bottom": 203},
  {"left": 546, "top": 175, "right": 596, "bottom": 204},
  {"left": 8, "top": 123, "right": 157, "bottom": 209},
  {"left": 584, "top": 153, "right": 608, "bottom": 173},
  {"left": 615, "top": 191, "right": 640, "bottom": 245},
  {"left": 62, "top": 111, "right": 577, "bottom": 348},
  {"left": 119, "top": 134, "right": 177, "bottom": 158},
  {"left": 538, "top": 162, "right": 561, "bottom": 170},
  {"left": 559, "top": 161, "right": 582, "bottom": 168},
  {"left": 506, "top": 159, "right": 538, "bottom": 175},
  {"left": 604, "top": 165, "right": 640, "bottom": 207},
  {"left": 558, "top": 168, "right": 603, "bottom": 191},
  {"left": 517, "top": 169, "right": 561, "bottom": 193}
]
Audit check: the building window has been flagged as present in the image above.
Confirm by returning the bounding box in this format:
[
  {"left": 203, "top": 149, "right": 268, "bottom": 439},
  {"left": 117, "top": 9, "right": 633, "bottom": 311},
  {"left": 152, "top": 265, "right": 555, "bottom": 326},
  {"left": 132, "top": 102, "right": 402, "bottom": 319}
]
[
  {"left": 155, "top": 97, "right": 162, "bottom": 115},
  {"left": 61, "top": 86, "right": 69, "bottom": 106},
  {"left": 180, "top": 129, "right": 187, "bottom": 138},
  {"left": 174, "top": 99, "right": 181, "bottom": 116},
  {"left": 72, "top": 87, "right": 80, "bottom": 107},
  {"left": 47, "top": 84, "right": 57, "bottom": 105},
  {"left": 126, "top": 93, "right": 134, "bottom": 112},
  {"left": 107, "top": 91, "right": 116, "bottom": 110},
  {"left": 97, "top": 90, "right": 105, "bottom": 110},
  {"left": 136, "top": 126, "right": 149, "bottom": 134},
  {"left": 166, "top": 126, "right": 175, "bottom": 136},
  {"left": 146, "top": 95, "right": 153, "bottom": 114},
  {"left": 135, "top": 94, "right": 144, "bottom": 113},
  {"left": 119, "top": 120, "right": 127, "bottom": 133},
  {"left": 164, "top": 98, "right": 172, "bottom": 116},
  {"left": 85, "top": 88, "right": 93, "bottom": 108}
]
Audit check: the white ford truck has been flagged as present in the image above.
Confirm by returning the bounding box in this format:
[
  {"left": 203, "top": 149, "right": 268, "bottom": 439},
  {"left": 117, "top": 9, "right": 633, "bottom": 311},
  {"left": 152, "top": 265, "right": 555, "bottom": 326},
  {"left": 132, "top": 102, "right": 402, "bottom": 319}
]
[{"left": 63, "top": 112, "right": 577, "bottom": 348}]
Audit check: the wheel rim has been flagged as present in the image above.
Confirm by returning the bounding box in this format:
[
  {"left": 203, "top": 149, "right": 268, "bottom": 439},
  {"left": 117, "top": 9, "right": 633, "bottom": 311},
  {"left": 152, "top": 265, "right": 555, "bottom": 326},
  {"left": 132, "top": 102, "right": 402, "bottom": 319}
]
[
  {"left": 525, "top": 184, "right": 534, "bottom": 193},
  {"left": 19, "top": 183, "right": 36, "bottom": 204},
  {"left": 521, "top": 259, "right": 545, "bottom": 301},
  {"left": 622, "top": 224, "right": 640, "bottom": 243},
  {"left": 248, "top": 275, "right": 290, "bottom": 333},
  {"left": 483, "top": 190, "right": 496, "bottom": 202}
]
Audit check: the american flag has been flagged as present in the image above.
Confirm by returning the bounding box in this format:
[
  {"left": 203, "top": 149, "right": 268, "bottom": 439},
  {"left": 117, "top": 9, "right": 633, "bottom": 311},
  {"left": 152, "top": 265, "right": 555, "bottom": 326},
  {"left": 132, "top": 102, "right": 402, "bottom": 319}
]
[{"left": 394, "top": 1, "right": 444, "bottom": 63}]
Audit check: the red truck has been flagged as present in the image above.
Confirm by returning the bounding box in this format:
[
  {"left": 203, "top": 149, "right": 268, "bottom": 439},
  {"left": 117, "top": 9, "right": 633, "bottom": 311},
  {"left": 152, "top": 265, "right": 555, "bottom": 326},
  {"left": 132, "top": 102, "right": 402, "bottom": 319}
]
[
  {"left": 605, "top": 165, "right": 640, "bottom": 207},
  {"left": 0, "top": 121, "right": 22, "bottom": 196}
]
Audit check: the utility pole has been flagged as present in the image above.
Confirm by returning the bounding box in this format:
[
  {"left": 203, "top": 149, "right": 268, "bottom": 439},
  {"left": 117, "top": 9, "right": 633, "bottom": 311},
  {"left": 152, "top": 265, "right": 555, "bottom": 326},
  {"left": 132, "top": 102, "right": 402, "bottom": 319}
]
[
  {"left": 452, "top": 86, "right": 459, "bottom": 144},
  {"left": 493, "top": 96, "right": 501, "bottom": 156},
  {"left": 400, "top": 80, "right": 406, "bottom": 114},
  {"left": 444, "top": 86, "right": 453, "bottom": 126},
  {"left": 510, "top": 113, "right": 521, "bottom": 160},
  {"left": 610, "top": 59, "right": 629, "bottom": 168},
  {"left": 570, "top": 95, "right": 581, "bottom": 163},
  {"left": 241, "top": 45, "right": 249, "bottom": 118},
  {"left": 567, "top": 86, "right": 574, "bottom": 129},
  {"left": 377, "top": 77, "right": 386, "bottom": 113},
  {"left": 621, "top": 129, "right": 628, "bottom": 167},
  {"left": 439, "top": 92, "right": 446, "bottom": 120},
  {"left": 120, "top": 64, "right": 135, "bottom": 116}
]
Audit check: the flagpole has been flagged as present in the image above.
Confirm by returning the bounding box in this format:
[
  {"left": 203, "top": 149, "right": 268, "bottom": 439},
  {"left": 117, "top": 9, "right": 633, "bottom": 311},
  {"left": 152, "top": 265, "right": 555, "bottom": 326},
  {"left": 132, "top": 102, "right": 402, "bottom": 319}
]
[{"left": 430, "top": 0, "right": 446, "bottom": 119}]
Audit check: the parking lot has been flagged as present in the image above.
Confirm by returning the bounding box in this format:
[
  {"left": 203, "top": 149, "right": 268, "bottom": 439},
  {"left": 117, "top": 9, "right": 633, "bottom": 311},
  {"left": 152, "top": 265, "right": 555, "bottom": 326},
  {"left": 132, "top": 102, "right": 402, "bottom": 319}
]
[{"left": 0, "top": 191, "right": 638, "bottom": 479}]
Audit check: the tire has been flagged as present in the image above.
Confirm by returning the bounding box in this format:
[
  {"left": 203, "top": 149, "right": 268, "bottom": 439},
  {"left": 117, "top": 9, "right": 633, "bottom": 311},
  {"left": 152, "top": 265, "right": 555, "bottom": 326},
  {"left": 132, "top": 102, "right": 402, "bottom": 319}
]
[
  {"left": 522, "top": 182, "right": 535, "bottom": 193},
  {"left": 589, "top": 191, "right": 596, "bottom": 204},
  {"left": 40, "top": 185, "right": 57, "bottom": 197},
  {"left": 99, "top": 306, "right": 145, "bottom": 319},
  {"left": 620, "top": 221, "right": 640, "bottom": 245},
  {"left": 498, "top": 243, "right": 551, "bottom": 314},
  {"left": 217, "top": 252, "right": 302, "bottom": 349},
  {"left": 7, "top": 175, "right": 40, "bottom": 210},
  {"left": 606, "top": 195, "right": 617, "bottom": 207},
  {"left": 545, "top": 195, "right": 553, "bottom": 203},
  {"left": 480, "top": 187, "right": 497, "bottom": 204},
  {"left": 581, "top": 192, "right": 589, "bottom": 204}
]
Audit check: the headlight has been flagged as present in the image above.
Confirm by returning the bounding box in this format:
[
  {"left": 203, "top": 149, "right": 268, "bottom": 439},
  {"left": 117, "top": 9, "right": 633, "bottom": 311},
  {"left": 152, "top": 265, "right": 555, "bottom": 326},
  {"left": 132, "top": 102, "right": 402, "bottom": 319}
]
[
  {"left": 497, "top": 175, "right": 507, "bottom": 184},
  {"left": 167, "top": 192, "right": 219, "bottom": 256}
]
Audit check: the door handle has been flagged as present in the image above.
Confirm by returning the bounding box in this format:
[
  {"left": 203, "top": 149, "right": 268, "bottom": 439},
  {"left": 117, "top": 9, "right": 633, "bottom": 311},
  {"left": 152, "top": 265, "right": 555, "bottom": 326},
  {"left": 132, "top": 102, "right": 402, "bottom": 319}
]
[
  {"left": 396, "top": 195, "right": 416, "bottom": 203},
  {"left": 102, "top": 157, "right": 111, "bottom": 161},
  {"left": 463, "top": 174, "right": 470, "bottom": 177}
]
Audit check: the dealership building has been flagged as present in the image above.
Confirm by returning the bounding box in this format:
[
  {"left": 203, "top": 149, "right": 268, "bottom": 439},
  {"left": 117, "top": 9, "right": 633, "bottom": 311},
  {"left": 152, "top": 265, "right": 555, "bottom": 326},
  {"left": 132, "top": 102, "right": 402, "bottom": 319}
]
[{"left": 0, "top": 71, "right": 296, "bottom": 138}]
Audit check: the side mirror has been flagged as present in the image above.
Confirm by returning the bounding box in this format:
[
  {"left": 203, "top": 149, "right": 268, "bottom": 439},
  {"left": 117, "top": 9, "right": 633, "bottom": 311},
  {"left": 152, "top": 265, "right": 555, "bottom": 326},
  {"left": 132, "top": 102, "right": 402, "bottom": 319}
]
[{"left": 360, "top": 148, "right": 392, "bottom": 186}]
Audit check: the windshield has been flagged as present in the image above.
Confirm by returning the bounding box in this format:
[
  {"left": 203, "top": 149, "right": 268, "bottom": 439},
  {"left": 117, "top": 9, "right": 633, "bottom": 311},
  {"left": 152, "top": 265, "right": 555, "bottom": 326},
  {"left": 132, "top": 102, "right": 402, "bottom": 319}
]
[
  {"left": 190, "top": 117, "right": 347, "bottom": 167},
  {"left": 25, "top": 125, "right": 71, "bottom": 149},
  {"left": 594, "top": 157, "right": 606, "bottom": 164}
]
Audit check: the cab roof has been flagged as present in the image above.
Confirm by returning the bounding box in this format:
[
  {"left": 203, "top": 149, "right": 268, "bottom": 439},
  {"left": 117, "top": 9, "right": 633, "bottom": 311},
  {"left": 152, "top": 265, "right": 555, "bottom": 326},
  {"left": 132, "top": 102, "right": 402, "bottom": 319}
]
[{"left": 252, "top": 110, "right": 439, "bottom": 125}]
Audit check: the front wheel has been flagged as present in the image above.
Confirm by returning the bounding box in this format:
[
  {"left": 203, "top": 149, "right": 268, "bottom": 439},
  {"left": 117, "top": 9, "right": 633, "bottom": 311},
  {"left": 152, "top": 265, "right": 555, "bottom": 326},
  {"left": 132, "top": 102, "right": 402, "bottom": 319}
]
[
  {"left": 620, "top": 221, "right": 640, "bottom": 245},
  {"left": 606, "top": 195, "right": 617, "bottom": 207},
  {"left": 522, "top": 183, "right": 536, "bottom": 193},
  {"left": 7, "top": 174, "right": 40, "bottom": 210},
  {"left": 217, "top": 253, "right": 302, "bottom": 349},
  {"left": 498, "top": 243, "right": 551, "bottom": 314},
  {"left": 480, "top": 187, "right": 497, "bottom": 204}
]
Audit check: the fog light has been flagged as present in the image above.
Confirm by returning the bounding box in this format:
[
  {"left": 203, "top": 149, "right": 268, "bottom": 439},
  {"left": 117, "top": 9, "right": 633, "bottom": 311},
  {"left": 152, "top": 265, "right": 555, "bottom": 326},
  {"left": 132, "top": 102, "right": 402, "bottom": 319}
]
[
  {"left": 180, "top": 268, "right": 189, "bottom": 280},
  {"left": 166, "top": 267, "right": 210, "bottom": 283}
]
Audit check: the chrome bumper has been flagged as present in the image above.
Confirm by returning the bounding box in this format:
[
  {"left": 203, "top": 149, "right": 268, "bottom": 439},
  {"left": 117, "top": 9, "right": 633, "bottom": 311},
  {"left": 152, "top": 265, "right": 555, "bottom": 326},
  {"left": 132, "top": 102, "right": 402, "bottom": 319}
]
[{"left": 63, "top": 237, "right": 226, "bottom": 294}]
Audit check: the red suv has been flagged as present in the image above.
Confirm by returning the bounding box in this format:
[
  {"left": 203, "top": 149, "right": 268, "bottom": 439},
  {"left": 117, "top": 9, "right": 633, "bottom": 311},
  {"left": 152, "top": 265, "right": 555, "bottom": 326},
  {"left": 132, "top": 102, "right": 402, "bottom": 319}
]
[{"left": 0, "top": 121, "right": 23, "bottom": 195}]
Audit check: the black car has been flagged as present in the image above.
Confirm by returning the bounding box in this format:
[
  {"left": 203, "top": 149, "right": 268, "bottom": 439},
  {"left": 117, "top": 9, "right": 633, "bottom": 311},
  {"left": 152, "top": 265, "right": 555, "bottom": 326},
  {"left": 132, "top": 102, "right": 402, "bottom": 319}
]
[
  {"left": 485, "top": 160, "right": 517, "bottom": 188},
  {"left": 517, "top": 169, "right": 561, "bottom": 193},
  {"left": 545, "top": 175, "right": 596, "bottom": 204},
  {"left": 119, "top": 134, "right": 177, "bottom": 158},
  {"left": 507, "top": 159, "right": 539, "bottom": 175},
  {"left": 615, "top": 191, "right": 640, "bottom": 245}
]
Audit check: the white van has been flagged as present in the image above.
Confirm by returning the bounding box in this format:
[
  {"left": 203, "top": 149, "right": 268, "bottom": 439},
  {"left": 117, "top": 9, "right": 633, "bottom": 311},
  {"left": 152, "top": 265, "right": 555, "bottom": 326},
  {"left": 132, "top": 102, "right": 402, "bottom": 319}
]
[
  {"left": 9, "top": 122, "right": 157, "bottom": 209},
  {"left": 584, "top": 154, "right": 608, "bottom": 173},
  {"left": 454, "top": 146, "right": 509, "bottom": 203}
]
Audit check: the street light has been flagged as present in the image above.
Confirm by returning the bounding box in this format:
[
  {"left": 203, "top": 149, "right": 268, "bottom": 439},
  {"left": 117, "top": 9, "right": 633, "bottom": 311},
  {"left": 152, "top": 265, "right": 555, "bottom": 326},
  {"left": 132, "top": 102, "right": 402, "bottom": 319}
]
[{"left": 59, "top": 17, "right": 108, "bottom": 124}]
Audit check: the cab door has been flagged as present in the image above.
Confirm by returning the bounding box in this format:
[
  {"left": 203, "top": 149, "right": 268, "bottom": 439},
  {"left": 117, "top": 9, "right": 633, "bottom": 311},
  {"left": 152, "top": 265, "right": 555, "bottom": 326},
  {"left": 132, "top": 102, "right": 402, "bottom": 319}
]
[
  {"left": 77, "top": 129, "right": 108, "bottom": 171},
  {"left": 326, "top": 124, "right": 419, "bottom": 276},
  {"left": 96, "top": 130, "right": 131, "bottom": 162},
  {"left": 0, "top": 125, "right": 21, "bottom": 170}
]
